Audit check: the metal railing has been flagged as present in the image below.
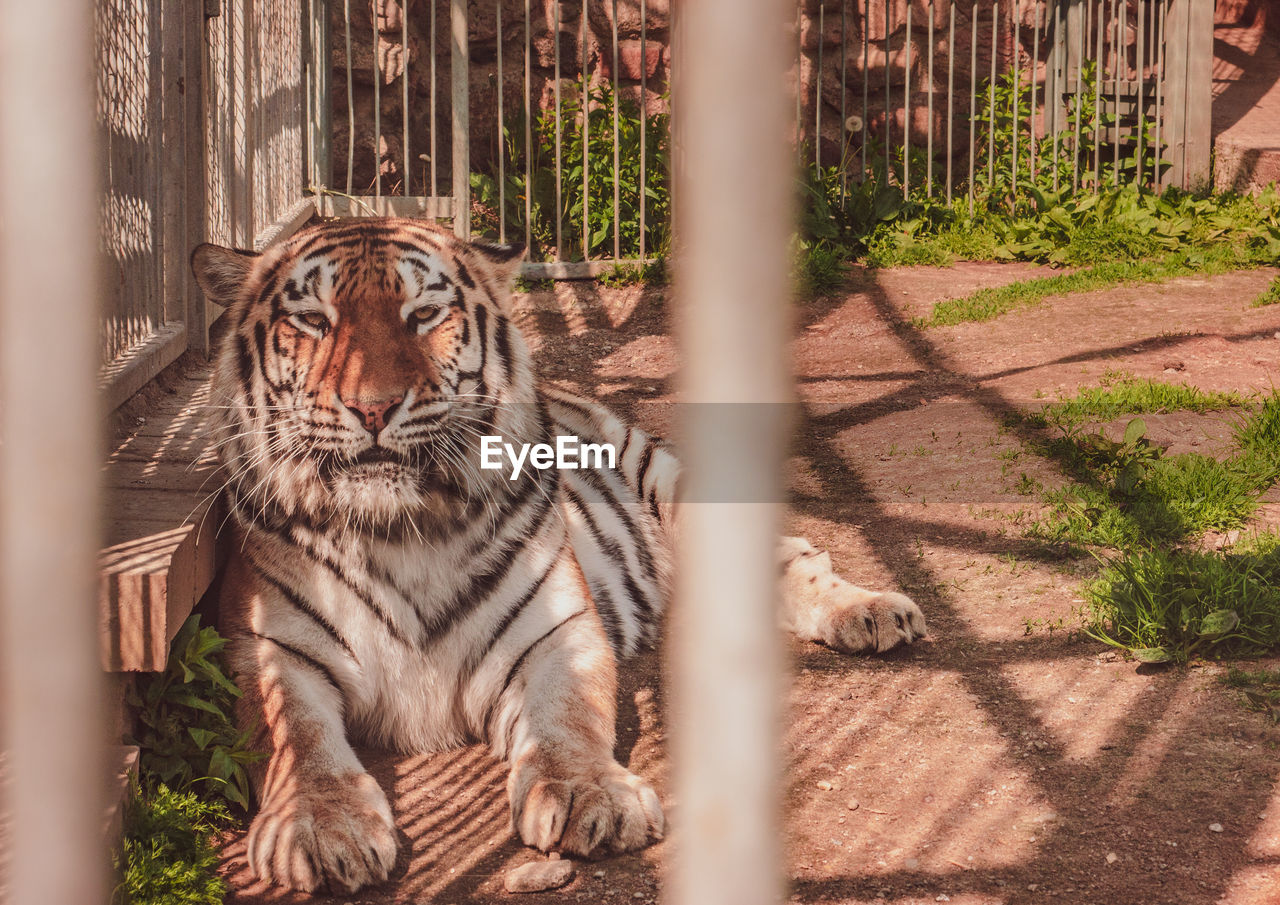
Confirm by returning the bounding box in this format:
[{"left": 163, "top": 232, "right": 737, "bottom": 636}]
[{"left": 314, "top": 0, "right": 1212, "bottom": 278}]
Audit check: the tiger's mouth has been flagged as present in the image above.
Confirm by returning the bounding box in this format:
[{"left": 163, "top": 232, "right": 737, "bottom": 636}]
[{"left": 353, "top": 446, "right": 403, "bottom": 466}]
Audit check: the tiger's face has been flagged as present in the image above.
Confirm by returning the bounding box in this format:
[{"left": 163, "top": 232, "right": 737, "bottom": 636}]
[{"left": 191, "top": 219, "right": 531, "bottom": 531}]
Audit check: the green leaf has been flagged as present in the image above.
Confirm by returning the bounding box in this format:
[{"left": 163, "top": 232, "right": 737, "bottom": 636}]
[
  {"left": 1132, "top": 647, "right": 1173, "bottom": 663},
  {"left": 187, "top": 727, "right": 218, "bottom": 751},
  {"left": 1123, "top": 417, "right": 1147, "bottom": 446},
  {"left": 1198, "top": 609, "right": 1240, "bottom": 638}
]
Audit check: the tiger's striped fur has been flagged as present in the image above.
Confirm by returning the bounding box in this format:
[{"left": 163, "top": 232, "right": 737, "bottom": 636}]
[{"left": 191, "top": 218, "right": 925, "bottom": 895}]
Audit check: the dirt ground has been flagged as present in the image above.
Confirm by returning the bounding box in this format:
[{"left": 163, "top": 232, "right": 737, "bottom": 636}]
[{"left": 221, "top": 262, "right": 1280, "bottom": 905}]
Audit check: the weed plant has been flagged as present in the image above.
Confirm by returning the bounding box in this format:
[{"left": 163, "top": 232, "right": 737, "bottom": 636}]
[
  {"left": 125, "top": 614, "right": 262, "bottom": 810},
  {"left": 471, "top": 82, "right": 670, "bottom": 263},
  {"left": 113, "top": 783, "right": 230, "bottom": 905}
]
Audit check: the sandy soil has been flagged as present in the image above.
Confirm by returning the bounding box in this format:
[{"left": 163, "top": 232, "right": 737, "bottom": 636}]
[{"left": 221, "top": 262, "right": 1280, "bottom": 905}]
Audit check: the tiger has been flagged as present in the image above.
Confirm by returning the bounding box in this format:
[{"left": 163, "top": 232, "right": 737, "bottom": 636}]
[{"left": 189, "top": 218, "right": 927, "bottom": 895}]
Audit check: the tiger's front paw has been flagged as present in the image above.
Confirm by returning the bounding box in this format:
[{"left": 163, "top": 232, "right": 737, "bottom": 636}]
[
  {"left": 247, "top": 771, "right": 398, "bottom": 894},
  {"left": 510, "top": 757, "right": 665, "bottom": 857}
]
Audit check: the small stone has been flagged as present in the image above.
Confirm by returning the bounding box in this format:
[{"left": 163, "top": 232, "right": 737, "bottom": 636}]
[
  {"left": 846, "top": 798, "right": 860, "bottom": 811},
  {"left": 816, "top": 780, "right": 833, "bottom": 791},
  {"left": 1210, "top": 823, "right": 1224, "bottom": 833},
  {"left": 634, "top": 893, "right": 645, "bottom": 899},
  {"left": 504, "top": 859, "right": 576, "bottom": 894},
  {"left": 937, "top": 896, "right": 951, "bottom": 902},
  {"left": 1027, "top": 883, "right": 1039, "bottom": 891},
  {"left": 1106, "top": 852, "right": 1118, "bottom": 864},
  {"left": 547, "top": 852, "right": 560, "bottom": 861},
  {"left": 1161, "top": 359, "right": 1185, "bottom": 371},
  {"left": 593, "top": 870, "right": 606, "bottom": 879}
]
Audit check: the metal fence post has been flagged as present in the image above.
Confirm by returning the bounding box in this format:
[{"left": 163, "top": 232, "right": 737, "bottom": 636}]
[
  {"left": 0, "top": 2, "right": 106, "bottom": 904},
  {"left": 670, "top": 1, "right": 791, "bottom": 905},
  {"left": 452, "top": 0, "right": 470, "bottom": 238}
]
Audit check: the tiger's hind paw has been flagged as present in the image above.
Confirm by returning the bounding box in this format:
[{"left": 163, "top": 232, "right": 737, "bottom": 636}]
[{"left": 780, "top": 537, "right": 927, "bottom": 654}]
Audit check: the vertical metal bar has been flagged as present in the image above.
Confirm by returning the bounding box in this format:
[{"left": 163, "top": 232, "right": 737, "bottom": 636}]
[
  {"left": 555, "top": 0, "right": 563, "bottom": 258},
  {"left": 862, "top": 0, "right": 869, "bottom": 177},
  {"left": 1113, "top": 0, "right": 1122, "bottom": 182},
  {"left": 452, "top": 0, "right": 470, "bottom": 238},
  {"left": 1154, "top": 0, "right": 1165, "bottom": 187},
  {"left": 1012, "top": 0, "right": 1020, "bottom": 193},
  {"left": 1031, "top": 0, "right": 1039, "bottom": 182},
  {"left": 968, "top": 0, "right": 977, "bottom": 213},
  {"left": 988, "top": 1, "right": 997, "bottom": 189},
  {"left": 1093, "top": 0, "right": 1103, "bottom": 187},
  {"left": 431, "top": 0, "right": 439, "bottom": 196},
  {"left": 796, "top": 5, "right": 804, "bottom": 162},
  {"left": 497, "top": 0, "right": 506, "bottom": 241},
  {"left": 403, "top": 0, "right": 410, "bottom": 195},
  {"left": 581, "top": 0, "right": 589, "bottom": 258},
  {"left": 374, "top": 5, "right": 382, "bottom": 197},
  {"left": 816, "top": 2, "right": 824, "bottom": 175},
  {"left": 0, "top": 4, "right": 104, "bottom": 905},
  {"left": 671, "top": 0, "right": 789, "bottom": 900},
  {"left": 840, "top": 0, "right": 847, "bottom": 201},
  {"left": 1072, "top": 0, "right": 1083, "bottom": 192},
  {"left": 1053, "top": 0, "right": 1062, "bottom": 192},
  {"left": 946, "top": 0, "right": 954, "bottom": 202},
  {"left": 640, "top": 0, "right": 648, "bottom": 260},
  {"left": 525, "top": 0, "right": 533, "bottom": 252},
  {"left": 345, "top": 0, "right": 355, "bottom": 193},
  {"left": 884, "top": 0, "right": 891, "bottom": 174},
  {"left": 903, "top": 1, "right": 911, "bottom": 196},
  {"left": 1137, "top": 0, "right": 1145, "bottom": 186},
  {"left": 613, "top": 0, "right": 621, "bottom": 261},
  {"left": 926, "top": 0, "right": 934, "bottom": 198}
]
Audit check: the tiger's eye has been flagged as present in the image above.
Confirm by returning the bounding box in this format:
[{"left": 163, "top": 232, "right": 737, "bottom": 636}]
[{"left": 291, "top": 312, "right": 330, "bottom": 334}]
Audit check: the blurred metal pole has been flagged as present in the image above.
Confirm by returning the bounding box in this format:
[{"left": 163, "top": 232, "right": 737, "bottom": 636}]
[
  {"left": 0, "top": 0, "right": 106, "bottom": 903},
  {"left": 670, "top": 0, "right": 791, "bottom": 903}
]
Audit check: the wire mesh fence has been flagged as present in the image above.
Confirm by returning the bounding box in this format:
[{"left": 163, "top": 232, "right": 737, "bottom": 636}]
[{"left": 313, "top": 0, "right": 1212, "bottom": 274}]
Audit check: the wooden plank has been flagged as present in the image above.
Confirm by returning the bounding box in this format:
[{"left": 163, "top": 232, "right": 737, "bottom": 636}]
[
  {"left": 253, "top": 197, "right": 317, "bottom": 251},
  {"left": 100, "top": 361, "right": 221, "bottom": 672},
  {"left": 99, "top": 324, "right": 188, "bottom": 413},
  {"left": 1163, "top": 0, "right": 1190, "bottom": 188},
  {"left": 100, "top": 495, "right": 219, "bottom": 672},
  {"left": 519, "top": 259, "right": 651, "bottom": 280},
  {"left": 184, "top": 0, "right": 209, "bottom": 350},
  {"left": 315, "top": 194, "right": 455, "bottom": 219},
  {"left": 1181, "top": 0, "right": 1213, "bottom": 188}
]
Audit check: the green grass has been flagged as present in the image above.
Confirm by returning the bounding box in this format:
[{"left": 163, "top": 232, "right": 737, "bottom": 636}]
[
  {"left": 1251, "top": 276, "right": 1280, "bottom": 307},
  {"left": 1086, "top": 538, "right": 1280, "bottom": 663},
  {"left": 1221, "top": 665, "right": 1280, "bottom": 722},
  {"left": 1028, "top": 393, "right": 1280, "bottom": 551},
  {"left": 1021, "top": 393, "right": 1280, "bottom": 662},
  {"left": 922, "top": 246, "right": 1263, "bottom": 327},
  {"left": 1036, "top": 375, "right": 1246, "bottom": 425},
  {"left": 113, "top": 783, "right": 230, "bottom": 905}
]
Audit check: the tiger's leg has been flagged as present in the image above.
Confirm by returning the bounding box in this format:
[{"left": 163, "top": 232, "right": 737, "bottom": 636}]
[
  {"left": 486, "top": 569, "right": 664, "bottom": 857},
  {"left": 778, "top": 536, "right": 927, "bottom": 653},
  {"left": 224, "top": 565, "right": 396, "bottom": 894}
]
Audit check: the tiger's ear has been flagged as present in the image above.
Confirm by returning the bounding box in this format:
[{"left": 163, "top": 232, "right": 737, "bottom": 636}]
[
  {"left": 191, "top": 243, "right": 259, "bottom": 308},
  {"left": 469, "top": 240, "right": 526, "bottom": 287}
]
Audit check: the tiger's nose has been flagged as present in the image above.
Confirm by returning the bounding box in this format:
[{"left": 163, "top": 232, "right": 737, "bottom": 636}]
[{"left": 343, "top": 395, "right": 403, "bottom": 435}]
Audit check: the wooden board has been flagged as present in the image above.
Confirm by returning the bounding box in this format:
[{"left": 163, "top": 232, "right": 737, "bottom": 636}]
[{"left": 100, "top": 362, "right": 222, "bottom": 672}]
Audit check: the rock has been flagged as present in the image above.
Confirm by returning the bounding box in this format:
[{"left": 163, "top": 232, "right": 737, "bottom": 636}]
[
  {"left": 593, "top": 870, "right": 606, "bottom": 879},
  {"left": 1106, "top": 852, "right": 1118, "bottom": 864},
  {"left": 846, "top": 798, "right": 860, "bottom": 811},
  {"left": 504, "top": 859, "right": 576, "bottom": 894},
  {"left": 816, "top": 780, "right": 834, "bottom": 791},
  {"left": 1210, "top": 823, "right": 1224, "bottom": 833}
]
